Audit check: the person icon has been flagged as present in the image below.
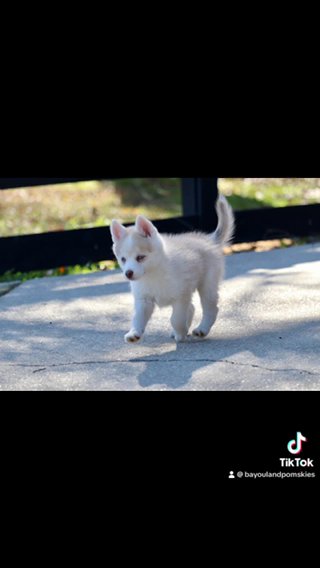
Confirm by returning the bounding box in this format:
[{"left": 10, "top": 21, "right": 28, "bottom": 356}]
[{"left": 229, "top": 471, "right": 235, "bottom": 479}]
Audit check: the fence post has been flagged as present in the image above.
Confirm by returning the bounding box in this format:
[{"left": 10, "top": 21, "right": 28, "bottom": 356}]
[{"left": 181, "top": 178, "right": 219, "bottom": 232}]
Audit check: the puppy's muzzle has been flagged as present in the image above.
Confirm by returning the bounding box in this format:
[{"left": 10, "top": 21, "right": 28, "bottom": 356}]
[{"left": 126, "top": 270, "right": 134, "bottom": 280}]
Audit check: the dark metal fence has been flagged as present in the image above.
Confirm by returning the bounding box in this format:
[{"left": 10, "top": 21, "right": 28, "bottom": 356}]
[{"left": 0, "top": 178, "right": 319, "bottom": 275}]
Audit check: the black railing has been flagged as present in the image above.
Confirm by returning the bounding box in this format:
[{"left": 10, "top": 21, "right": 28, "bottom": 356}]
[{"left": 0, "top": 178, "right": 319, "bottom": 275}]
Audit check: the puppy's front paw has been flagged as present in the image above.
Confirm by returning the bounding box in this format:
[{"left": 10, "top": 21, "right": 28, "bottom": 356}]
[
  {"left": 173, "top": 332, "right": 188, "bottom": 343},
  {"left": 125, "top": 330, "right": 142, "bottom": 344}
]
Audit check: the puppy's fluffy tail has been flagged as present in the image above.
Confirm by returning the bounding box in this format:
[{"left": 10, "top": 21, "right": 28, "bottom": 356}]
[{"left": 211, "top": 194, "right": 235, "bottom": 246}]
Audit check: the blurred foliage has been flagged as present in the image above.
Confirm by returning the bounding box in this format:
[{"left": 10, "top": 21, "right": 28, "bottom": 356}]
[{"left": 113, "top": 178, "right": 181, "bottom": 207}]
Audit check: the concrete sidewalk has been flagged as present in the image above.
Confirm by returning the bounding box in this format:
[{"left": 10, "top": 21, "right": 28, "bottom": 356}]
[{"left": 0, "top": 244, "right": 319, "bottom": 390}]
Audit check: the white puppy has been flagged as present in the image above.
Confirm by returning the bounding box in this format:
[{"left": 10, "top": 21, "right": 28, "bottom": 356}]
[{"left": 110, "top": 194, "right": 235, "bottom": 343}]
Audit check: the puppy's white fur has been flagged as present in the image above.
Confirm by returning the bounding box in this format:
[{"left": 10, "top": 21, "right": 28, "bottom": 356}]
[{"left": 110, "top": 195, "right": 235, "bottom": 343}]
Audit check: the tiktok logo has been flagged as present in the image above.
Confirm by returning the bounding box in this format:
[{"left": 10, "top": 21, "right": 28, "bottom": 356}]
[{"left": 287, "top": 432, "right": 307, "bottom": 455}]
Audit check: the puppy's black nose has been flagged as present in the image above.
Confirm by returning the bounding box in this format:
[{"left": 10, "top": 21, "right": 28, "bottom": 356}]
[{"left": 126, "top": 270, "right": 134, "bottom": 280}]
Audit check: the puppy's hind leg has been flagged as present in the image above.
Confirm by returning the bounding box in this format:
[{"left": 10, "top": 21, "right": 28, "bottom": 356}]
[
  {"left": 171, "top": 302, "right": 195, "bottom": 338},
  {"left": 192, "top": 279, "right": 219, "bottom": 339}
]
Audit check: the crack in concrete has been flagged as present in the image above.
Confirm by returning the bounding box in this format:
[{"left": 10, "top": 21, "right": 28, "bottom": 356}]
[
  {"left": 131, "top": 358, "right": 320, "bottom": 377},
  {"left": 1, "top": 358, "right": 319, "bottom": 378},
  {"left": 217, "top": 359, "right": 319, "bottom": 377}
]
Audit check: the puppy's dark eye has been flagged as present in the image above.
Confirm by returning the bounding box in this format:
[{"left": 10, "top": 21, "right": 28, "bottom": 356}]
[
  {"left": 121, "top": 257, "right": 126, "bottom": 264},
  {"left": 136, "top": 255, "right": 146, "bottom": 263}
]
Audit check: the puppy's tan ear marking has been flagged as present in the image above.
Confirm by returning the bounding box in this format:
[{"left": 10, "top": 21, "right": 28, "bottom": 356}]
[
  {"left": 110, "top": 220, "right": 127, "bottom": 242},
  {"left": 135, "top": 215, "right": 157, "bottom": 238}
]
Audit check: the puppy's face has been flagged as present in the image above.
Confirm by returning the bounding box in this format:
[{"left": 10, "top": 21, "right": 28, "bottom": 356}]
[{"left": 110, "top": 216, "right": 163, "bottom": 282}]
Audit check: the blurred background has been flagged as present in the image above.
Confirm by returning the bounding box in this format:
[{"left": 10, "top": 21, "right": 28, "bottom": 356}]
[
  {"left": 2, "top": 178, "right": 320, "bottom": 238},
  {"left": 1, "top": 178, "right": 319, "bottom": 280}
]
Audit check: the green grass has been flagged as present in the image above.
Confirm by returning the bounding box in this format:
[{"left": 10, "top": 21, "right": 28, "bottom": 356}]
[
  {"left": 0, "top": 262, "right": 118, "bottom": 284},
  {"left": 0, "top": 178, "right": 182, "bottom": 238},
  {"left": 1, "top": 177, "right": 319, "bottom": 283},
  {"left": 219, "top": 178, "right": 320, "bottom": 208}
]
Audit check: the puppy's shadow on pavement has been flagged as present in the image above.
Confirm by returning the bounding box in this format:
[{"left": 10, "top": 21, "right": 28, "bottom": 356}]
[
  {"left": 129, "top": 315, "right": 320, "bottom": 390},
  {"left": 131, "top": 340, "right": 214, "bottom": 390}
]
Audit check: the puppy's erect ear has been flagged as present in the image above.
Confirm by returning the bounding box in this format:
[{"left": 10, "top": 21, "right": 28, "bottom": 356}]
[
  {"left": 110, "top": 220, "right": 127, "bottom": 243},
  {"left": 135, "top": 215, "right": 158, "bottom": 238}
]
